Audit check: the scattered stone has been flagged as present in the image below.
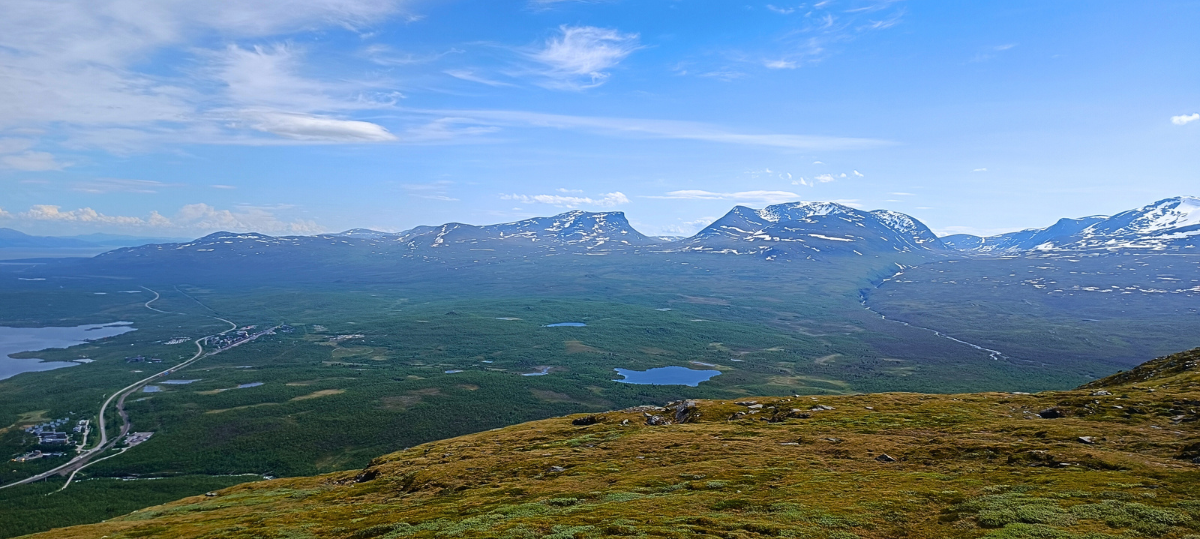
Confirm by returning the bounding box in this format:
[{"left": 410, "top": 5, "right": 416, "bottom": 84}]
[
  {"left": 620, "top": 419, "right": 630, "bottom": 426},
  {"left": 865, "top": 406, "right": 874, "bottom": 410},
  {"left": 1091, "top": 390, "right": 1113, "bottom": 396},
  {"left": 1038, "top": 408, "right": 1066, "bottom": 419},
  {"left": 572, "top": 415, "right": 601, "bottom": 426},
  {"left": 205, "top": 492, "right": 218, "bottom": 497},
  {"left": 810, "top": 404, "right": 835, "bottom": 411},
  {"left": 645, "top": 415, "right": 671, "bottom": 426},
  {"left": 548, "top": 466, "right": 566, "bottom": 473},
  {"left": 1193, "top": 457, "right": 1200, "bottom": 465},
  {"left": 728, "top": 411, "right": 748, "bottom": 420},
  {"left": 824, "top": 437, "right": 843, "bottom": 443},
  {"left": 1078, "top": 436, "right": 1097, "bottom": 444},
  {"left": 747, "top": 404, "right": 764, "bottom": 410},
  {"left": 735, "top": 401, "right": 758, "bottom": 406},
  {"left": 875, "top": 454, "right": 897, "bottom": 463},
  {"left": 622, "top": 405, "right": 666, "bottom": 413},
  {"left": 780, "top": 442, "right": 800, "bottom": 446}
]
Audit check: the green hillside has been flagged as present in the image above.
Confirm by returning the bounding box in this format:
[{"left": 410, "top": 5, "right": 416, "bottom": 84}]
[{"left": 27, "top": 348, "right": 1200, "bottom": 538}]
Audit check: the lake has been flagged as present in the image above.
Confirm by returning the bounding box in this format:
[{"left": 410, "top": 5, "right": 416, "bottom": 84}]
[
  {"left": 545, "top": 322, "right": 587, "bottom": 327},
  {"left": 613, "top": 366, "right": 721, "bottom": 387},
  {"left": 0, "top": 322, "right": 136, "bottom": 380}
]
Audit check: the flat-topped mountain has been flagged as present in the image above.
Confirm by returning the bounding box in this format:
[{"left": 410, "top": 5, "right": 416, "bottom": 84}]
[
  {"left": 32, "top": 347, "right": 1200, "bottom": 539},
  {"left": 946, "top": 196, "right": 1200, "bottom": 253}
]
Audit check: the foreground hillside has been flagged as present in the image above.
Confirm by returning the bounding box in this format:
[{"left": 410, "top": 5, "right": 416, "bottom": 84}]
[{"left": 29, "top": 349, "right": 1200, "bottom": 538}]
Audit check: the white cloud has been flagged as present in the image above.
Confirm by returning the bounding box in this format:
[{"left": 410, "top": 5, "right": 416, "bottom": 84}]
[
  {"left": 0, "top": 0, "right": 408, "bottom": 149},
  {"left": 650, "top": 190, "right": 800, "bottom": 204},
  {"left": 1171, "top": 113, "right": 1199, "bottom": 125},
  {"left": 402, "top": 181, "right": 459, "bottom": 201},
  {"left": 501, "top": 191, "right": 629, "bottom": 208},
  {"left": 20, "top": 205, "right": 147, "bottom": 225},
  {"left": 529, "top": 25, "right": 640, "bottom": 90},
  {"left": 0, "top": 208, "right": 11, "bottom": 218},
  {"left": 1, "top": 151, "right": 67, "bottom": 171},
  {"left": 853, "top": 170, "right": 864, "bottom": 177},
  {"left": 813, "top": 160, "right": 824, "bottom": 164},
  {"left": 764, "top": 60, "right": 797, "bottom": 69},
  {"left": 814, "top": 173, "right": 836, "bottom": 183},
  {"left": 767, "top": 5, "right": 797, "bottom": 15},
  {"left": 891, "top": 192, "right": 914, "bottom": 196},
  {"left": 973, "top": 168, "right": 987, "bottom": 172},
  {"left": 211, "top": 184, "right": 237, "bottom": 190},
  {"left": 430, "top": 109, "right": 891, "bottom": 151},
  {"left": 73, "top": 178, "right": 170, "bottom": 194},
  {"left": 240, "top": 111, "right": 397, "bottom": 142}
]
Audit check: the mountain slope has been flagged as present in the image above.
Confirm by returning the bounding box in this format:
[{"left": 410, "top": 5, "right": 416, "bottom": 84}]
[{"left": 35, "top": 348, "right": 1200, "bottom": 539}]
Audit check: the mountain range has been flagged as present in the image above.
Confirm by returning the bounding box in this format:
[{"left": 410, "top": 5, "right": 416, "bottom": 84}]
[
  {"left": 6, "top": 197, "right": 1197, "bottom": 265},
  {"left": 944, "top": 196, "right": 1200, "bottom": 253}
]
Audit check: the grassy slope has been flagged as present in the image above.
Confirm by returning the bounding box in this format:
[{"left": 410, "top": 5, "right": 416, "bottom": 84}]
[{"left": 31, "top": 349, "right": 1200, "bottom": 539}]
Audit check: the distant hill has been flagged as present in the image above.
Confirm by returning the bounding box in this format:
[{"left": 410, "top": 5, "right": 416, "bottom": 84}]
[
  {"left": 0, "top": 228, "right": 191, "bottom": 250},
  {"left": 35, "top": 347, "right": 1200, "bottom": 539},
  {"left": 944, "top": 196, "right": 1200, "bottom": 253}
]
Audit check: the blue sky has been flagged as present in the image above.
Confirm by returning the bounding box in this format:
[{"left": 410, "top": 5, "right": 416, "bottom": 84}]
[{"left": 1, "top": 0, "right": 1197, "bottom": 238}]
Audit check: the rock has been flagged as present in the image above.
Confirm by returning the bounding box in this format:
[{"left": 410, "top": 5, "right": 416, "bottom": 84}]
[
  {"left": 205, "top": 492, "right": 218, "bottom": 497},
  {"left": 875, "top": 454, "right": 897, "bottom": 463},
  {"left": 1193, "top": 457, "right": 1200, "bottom": 465},
  {"left": 727, "top": 411, "right": 748, "bottom": 420},
  {"left": 354, "top": 469, "right": 379, "bottom": 483},
  {"left": 735, "top": 401, "right": 758, "bottom": 406},
  {"left": 620, "top": 419, "right": 630, "bottom": 426},
  {"left": 810, "top": 405, "right": 835, "bottom": 411},
  {"left": 674, "top": 400, "right": 700, "bottom": 424},
  {"left": 824, "top": 437, "right": 843, "bottom": 443},
  {"left": 645, "top": 415, "right": 671, "bottom": 426},
  {"left": 1078, "top": 436, "right": 1097, "bottom": 444},
  {"left": 747, "top": 404, "right": 764, "bottom": 410},
  {"left": 548, "top": 466, "right": 566, "bottom": 473},
  {"left": 1038, "top": 408, "right": 1066, "bottom": 419},
  {"left": 1091, "top": 390, "right": 1113, "bottom": 396},
  {"left": 572, "top": 415, "right": 601, "bottom": 426}
]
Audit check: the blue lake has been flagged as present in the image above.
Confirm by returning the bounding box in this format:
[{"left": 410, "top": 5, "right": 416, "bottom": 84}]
[
  {"left": 143, "top": 385, "right": 162, "bottom": 393},
  {"left": 0, "top": 322, "right": 136, "bottom": 380},
  {"left": 161, "top": 379, "right": 200, "bottom": 385},
  {"left": 236, "top": 382, "right": 264, "bottom": 388},
  {"left": 545, "top": 322, "right": 587, "bottom": 327},
  {"left": 522, "top": 366, "right": 551, "bottom": 376},
  {"left": 613, "top": 366, "right": 721, "bottom": 387}
]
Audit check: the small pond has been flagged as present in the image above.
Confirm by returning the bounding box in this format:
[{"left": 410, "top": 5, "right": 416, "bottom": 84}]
[
  {"left": 545, "top": 322, "right": 587, "bottom": 327},
  {"left": 142, "top": 385, "right": 162, "bottom": 393},
  {"left": 522, "top": 366, "right": 551, "bottom": 376},
  {"left": 613, "top": 366, "right": 721, "bottom": 387},
  {"left": 161, "top": 379, "right": 200, "bottom": 385},
  {"left": 236, "top": 382, "right": 264, "bottom": 388}
]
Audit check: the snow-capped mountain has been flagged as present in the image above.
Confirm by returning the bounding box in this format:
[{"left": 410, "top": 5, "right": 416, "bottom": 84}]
[
  {"left": 945, "top": 197, "right": 1200, "bottom": 253},
  {"left": 941, "top": 216, "right": 1108, "bottom": 252},
  {"left": 684, "top": 201, "right": 945, "bottom": 258},
  {"left": 393, "top": 210, "right": 655, "bottom": 250}
]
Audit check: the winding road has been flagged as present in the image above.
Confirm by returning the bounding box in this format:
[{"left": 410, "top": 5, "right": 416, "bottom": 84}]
[{"left": 0, "top": 288, "right": 265, "bottom": 491}]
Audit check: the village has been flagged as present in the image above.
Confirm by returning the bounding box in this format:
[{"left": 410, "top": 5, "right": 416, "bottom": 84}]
[{"left": 11, "top": 417, "right": 89, "bottom": 463}]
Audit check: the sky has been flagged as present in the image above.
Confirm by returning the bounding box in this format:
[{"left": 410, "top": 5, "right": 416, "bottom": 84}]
[{"left": 0, "top": 0, "right": 1197, "bottom": 238}]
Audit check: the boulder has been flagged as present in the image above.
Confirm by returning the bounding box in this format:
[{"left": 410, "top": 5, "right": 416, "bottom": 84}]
[
  {"left": 646, "top": 415, "right": 671, "bottom": 426},
  {"left": 875, "top": 454, "right": 897, "bottom": 463},
  {"left": 1078, "top": 436, "right": 1097, "bottom": 444},
  {"left": 572, "top": 415, "right": 601, "bottom": 426},
  {"left": 1038, "top": 408, "right": 1066, "bottom": 419},
  {"left": 674, "top": 400, "right": 700, "bottom": 424}
]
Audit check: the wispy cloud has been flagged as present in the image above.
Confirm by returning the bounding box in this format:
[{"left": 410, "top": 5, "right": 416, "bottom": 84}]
[
  {"left": 445, "top": 70, "right": 516, "bottom": 87},
  {"left": 528, "top": 25, "right": 640, "bottom": 90},
  {"left": 973, "top": 168, "right": 987, "bottom": 172},
  {"left": 1, "top": 151, "right": 68, "bottom": 171},
  {"left": 502, "top": 191, "right": 629, "bottom": 208},
  {"left": 1171, "top": 113, "right": 1199, "bottom": 125},
  {"left": 73, "top": 178, "right": 171, "bottom": 194},
  {"left": 402, "top": 181, "right": 459, "bottom": 201},
  {"left": 425, "top": 109, "right": 891, "bottom": 151},
  {"left": 649, "top": 190, "right": 800, "bottom": 204}
]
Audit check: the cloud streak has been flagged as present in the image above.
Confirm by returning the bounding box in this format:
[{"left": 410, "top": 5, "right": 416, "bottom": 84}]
[
  {"left": 649, "top": 190, "right": 801, "bottom": 204},
  {"left": 502, "top": 191, "right": 629, "bottom": 208},
  {"left": 4, "top": 203, "right": 323, "bottom": 234},
  {"left": 425, "top": 109, "right": 890, "bottom": 150}
]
